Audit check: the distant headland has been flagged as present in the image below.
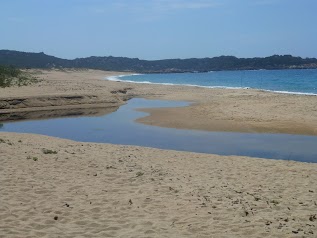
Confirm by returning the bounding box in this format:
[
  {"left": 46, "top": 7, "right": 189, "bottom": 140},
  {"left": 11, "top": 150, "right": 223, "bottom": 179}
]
[{"left": 1, "top": 50, "right": 317, "bottom": 73}]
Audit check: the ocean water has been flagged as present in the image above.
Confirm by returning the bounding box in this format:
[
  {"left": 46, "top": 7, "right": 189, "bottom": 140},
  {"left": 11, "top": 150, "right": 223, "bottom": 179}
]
[{"left": 107, "top": 69, "right": 317, "bottom": 95}]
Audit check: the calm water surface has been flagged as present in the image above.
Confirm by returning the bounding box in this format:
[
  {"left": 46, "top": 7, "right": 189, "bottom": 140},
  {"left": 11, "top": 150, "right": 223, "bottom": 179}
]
[{"left": 1, "top": 98, "right": 317, "bottom": 163}]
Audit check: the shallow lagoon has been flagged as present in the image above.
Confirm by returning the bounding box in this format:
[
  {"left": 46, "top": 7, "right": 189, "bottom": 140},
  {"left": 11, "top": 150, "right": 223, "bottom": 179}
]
[{"left": 1, "top": 98, "right": 317, "bottom": 163}]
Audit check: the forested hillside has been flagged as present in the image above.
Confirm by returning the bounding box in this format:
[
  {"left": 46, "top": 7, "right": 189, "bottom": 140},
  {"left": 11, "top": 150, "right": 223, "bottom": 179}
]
[{"left": 1, "top": 50, "right": 316, "bottom": 73}]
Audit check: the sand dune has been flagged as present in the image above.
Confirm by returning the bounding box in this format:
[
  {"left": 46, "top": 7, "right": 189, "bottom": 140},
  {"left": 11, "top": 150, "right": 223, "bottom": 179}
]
[{"left": 0, "top": 132, "right": 316, "bottom": 237}]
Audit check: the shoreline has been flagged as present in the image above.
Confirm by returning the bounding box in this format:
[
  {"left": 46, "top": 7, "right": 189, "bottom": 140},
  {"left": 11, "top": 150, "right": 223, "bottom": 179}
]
[
  {"left": 136, "top": 105, "right": 317, "bottom": 136},
  {"left": 0, "top": 69, "right": 317, "bottom": 136},
  {"left": 1, "top": 69, "right": 317, "bottom": 237},
  {"left": 107, "top": 72, "right": 317, "bottom": 97}
]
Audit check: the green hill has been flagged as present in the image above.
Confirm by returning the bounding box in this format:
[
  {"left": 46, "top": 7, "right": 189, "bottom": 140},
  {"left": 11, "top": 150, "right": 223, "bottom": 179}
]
[{"left": 1, "top": 50, "right": 317, "bottom": 73}]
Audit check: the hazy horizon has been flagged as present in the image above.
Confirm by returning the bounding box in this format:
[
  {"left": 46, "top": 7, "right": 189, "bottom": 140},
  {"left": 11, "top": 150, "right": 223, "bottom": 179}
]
[{"left": 1, "top": 0, "right": 316, "bottom": 60}]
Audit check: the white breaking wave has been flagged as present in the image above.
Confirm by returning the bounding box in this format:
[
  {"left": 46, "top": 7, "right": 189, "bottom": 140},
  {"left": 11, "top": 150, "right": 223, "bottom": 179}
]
[
  {"left": 105, "top": 75, "right": 250, "bottom": 89},
  {"left": 106, "top": 74, "right": 143, "bottom": 82},
  {"left": 105, "top": 74, "right": 317, "bottom": 96},
  {"left": 261, "top": 89, "right": 317, "bottom": 96}
]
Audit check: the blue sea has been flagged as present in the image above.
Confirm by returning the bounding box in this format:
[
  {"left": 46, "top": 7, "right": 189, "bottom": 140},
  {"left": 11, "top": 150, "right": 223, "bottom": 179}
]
[{"left": 107, "top": 69, "right": 317, "bottom": 95}]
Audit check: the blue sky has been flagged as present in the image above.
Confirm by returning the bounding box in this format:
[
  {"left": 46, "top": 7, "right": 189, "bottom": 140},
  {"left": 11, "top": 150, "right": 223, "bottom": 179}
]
[{"left": 1, "top": 0, "right": 316, "bottom": 59}]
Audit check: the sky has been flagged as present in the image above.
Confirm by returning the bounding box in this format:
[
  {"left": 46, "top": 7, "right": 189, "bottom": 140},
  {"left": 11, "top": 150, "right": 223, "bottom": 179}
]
[{"left": 1, "top": 0, "right": 317, "bottom": 60}]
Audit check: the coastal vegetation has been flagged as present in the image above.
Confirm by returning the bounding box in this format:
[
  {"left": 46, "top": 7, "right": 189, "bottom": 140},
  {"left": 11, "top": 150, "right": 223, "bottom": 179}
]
[
  {"left": 42, "top": 148, "right": 58, "bottom": 154},
  {"left": 0, "top": 65, "right": 38, "bottom": 88},
  {"left": 1, "top": 50, "right": 317, "bottom": 73}
]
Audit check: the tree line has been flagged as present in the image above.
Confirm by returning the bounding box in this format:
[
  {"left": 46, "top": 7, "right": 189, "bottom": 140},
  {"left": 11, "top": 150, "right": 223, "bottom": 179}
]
[{"left": 1, "top": 50, "right": 317, "bottom": 73}]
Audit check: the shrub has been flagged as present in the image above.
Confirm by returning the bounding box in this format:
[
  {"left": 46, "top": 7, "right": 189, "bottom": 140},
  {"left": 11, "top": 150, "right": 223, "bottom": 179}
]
[
  {"left": 0, "top": 65, "right": 39, "bottom": 88},
  {"left": 42, "top": 148, "right": 58, "bottom": 154}
]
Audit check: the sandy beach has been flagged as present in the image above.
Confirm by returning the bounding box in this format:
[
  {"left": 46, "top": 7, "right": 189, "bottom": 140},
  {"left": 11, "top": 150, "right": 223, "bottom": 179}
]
[
  {"left": 1, "top": 69, "right": 317, "bottom": 135},
  {"left": 0, "top": 132, "right": 316, "bottom": 238},
  {"left": 1, "top": 69, "right": 317, "bottom": 237}
]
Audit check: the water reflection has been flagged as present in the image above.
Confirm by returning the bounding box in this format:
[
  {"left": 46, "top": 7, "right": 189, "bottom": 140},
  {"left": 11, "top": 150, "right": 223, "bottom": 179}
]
[{"left": 1, "top": 98, "right": 317, "bottom": 163}]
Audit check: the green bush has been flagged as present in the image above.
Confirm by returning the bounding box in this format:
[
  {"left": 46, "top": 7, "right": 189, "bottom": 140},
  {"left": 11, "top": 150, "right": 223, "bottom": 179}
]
[
  {"left": 0, "top": 65, "right": 38, "bottom": 88},
  {"left": 42, "top": 148, "right": 58, "bottom": 154}
]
